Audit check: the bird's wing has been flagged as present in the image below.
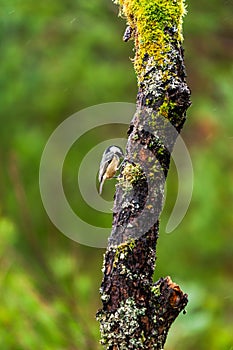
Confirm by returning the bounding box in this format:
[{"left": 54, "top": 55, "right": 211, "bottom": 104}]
[{"left": 98, "top": 152, "right": 113, "bottom": 183}]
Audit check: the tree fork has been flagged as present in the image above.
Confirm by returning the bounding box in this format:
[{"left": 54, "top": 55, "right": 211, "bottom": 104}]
[{"left": 97, "top": 0, "right": 191, "bottom": 349}]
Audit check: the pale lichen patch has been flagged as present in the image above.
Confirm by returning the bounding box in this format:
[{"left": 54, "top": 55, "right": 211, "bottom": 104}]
[{"left": 97, "top": 297, "right": 148, "bottom": 349}]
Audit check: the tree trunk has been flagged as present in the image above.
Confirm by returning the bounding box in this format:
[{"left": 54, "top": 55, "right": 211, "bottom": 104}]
[{"left": 97, "top": 0, "right": 191, "bottom": 348}]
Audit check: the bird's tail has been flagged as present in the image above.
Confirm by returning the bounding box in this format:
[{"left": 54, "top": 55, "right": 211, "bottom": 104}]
[{"left": 99, "top": 180, "right": 104, "bottom": 195}]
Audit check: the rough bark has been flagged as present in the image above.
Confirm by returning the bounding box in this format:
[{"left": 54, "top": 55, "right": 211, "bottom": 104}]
[{"left": 97, "top": 1, "right": 191, "bottom": 349}]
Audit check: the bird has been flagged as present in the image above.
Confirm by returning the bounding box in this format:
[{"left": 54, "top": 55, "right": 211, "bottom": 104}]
[{"left": 98, "top": 145, "right": 124, "bottom": 195}]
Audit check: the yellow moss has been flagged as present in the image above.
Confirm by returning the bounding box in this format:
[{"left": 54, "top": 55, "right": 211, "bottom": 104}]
[
  {"left": 113, "top": 239, "right": 136, "bottom": 267},
  {"left": 122, "top": 163, "right": 144, "bottom": 184},
  {"left": 115, "top": 0, "right": 187, "bottom": 81},
  {"left": 158, "top": 96, "right": 176, "bottom": 117}
]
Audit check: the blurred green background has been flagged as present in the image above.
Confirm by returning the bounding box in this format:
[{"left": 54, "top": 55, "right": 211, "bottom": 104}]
[{"left": 1, "top": 0, "right": 233, "bottom": 349}]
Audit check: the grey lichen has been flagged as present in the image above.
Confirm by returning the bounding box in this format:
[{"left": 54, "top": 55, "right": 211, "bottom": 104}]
[{"left": 97, "top": 298, "right": 147, "bottom": 349}]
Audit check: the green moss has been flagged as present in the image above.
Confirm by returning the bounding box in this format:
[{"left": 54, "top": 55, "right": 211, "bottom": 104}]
[
  {"left": 113, "top": 239, "right": 136, "bottom": 267},
  {"left": 158, "top": 96, "right": 177, "bottom": 118},
  {"left": 140, "top": 330, "right": 146, "bottom": 344},
  {"left": 132, "top": 133, "right": 139, "bottom": 141},
  {"left": 151, "top": 284, "right": 161, "bottom": 297},
  {"left": 121, "top": 163, "right": 144, "bottom": 184},
  {"left": 114, "top": 0, "right": 187, "bottom": 81}
]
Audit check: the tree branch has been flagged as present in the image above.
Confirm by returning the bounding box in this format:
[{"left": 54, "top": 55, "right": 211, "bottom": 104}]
[{"left": 97, "top": 0, "right": 191, "bottom": 348}]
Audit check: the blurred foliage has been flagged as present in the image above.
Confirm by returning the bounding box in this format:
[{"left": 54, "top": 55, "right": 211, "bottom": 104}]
[{"left": 0, "top": 0, "right": 233, "bottom": 349}]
